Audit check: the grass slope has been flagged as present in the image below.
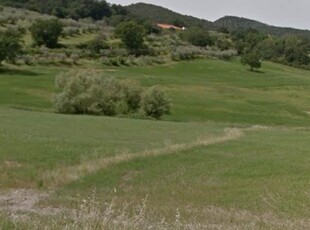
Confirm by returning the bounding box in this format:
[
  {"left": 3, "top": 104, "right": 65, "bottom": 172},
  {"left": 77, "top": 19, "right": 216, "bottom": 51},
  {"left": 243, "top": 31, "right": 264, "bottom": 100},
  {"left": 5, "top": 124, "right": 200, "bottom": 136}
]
[
  {"left": 111, "top": 59, "right": 310, "bottom": 125},
  {"left": 1, "top": 59, "right": 309, "bottom": 125}
]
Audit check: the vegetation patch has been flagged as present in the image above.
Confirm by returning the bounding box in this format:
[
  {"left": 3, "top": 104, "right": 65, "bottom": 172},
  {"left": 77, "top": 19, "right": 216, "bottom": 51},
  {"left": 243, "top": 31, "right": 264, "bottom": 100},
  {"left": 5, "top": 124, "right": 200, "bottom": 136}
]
[
  {"left": 53, "top": 71, "right": 171, "bottom": 119},
  {"left": 0, "top": 1, "right": 310, "bottom": 229}
]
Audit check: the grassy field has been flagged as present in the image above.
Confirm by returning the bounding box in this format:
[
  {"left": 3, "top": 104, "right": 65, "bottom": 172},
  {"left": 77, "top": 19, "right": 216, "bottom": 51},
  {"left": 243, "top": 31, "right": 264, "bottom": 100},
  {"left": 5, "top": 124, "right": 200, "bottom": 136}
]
[
  {"left": 0, "top": 58, "right": 310, "bottom": 229},
  {"left": 1, "top": 59, "right": 310, "bottom": 124}
]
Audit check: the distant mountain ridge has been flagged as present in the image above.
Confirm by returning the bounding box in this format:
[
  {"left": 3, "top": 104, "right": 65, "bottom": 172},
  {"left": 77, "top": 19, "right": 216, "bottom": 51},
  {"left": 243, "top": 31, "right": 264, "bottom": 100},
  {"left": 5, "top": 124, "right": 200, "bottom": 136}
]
[
  {"left": 126, "top": 3, "right": 214, "bottom": 30},
  {"left": 127, "top": 3, "right": 310, "bottom": 38},
  {"left": 214, "top": 16, "right": 310, "bottom": 38},
  {"left": 1, "top": 0, "right": 310, "bottom": 38}
]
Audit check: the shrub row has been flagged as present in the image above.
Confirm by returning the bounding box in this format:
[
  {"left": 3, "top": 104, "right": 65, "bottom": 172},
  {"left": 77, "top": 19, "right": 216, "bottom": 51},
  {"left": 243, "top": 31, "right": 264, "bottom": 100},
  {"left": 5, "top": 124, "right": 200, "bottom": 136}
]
[
  {"left": 100, "top": 56, "right": 167, "bottom": 67},
  {"left": 18, "top": 53, "right": 80, "bottom": 65}
]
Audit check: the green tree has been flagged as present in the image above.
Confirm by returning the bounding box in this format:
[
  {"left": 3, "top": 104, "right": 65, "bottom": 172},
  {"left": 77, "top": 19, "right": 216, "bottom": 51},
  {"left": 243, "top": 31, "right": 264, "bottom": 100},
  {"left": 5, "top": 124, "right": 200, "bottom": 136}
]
[
  {"left": 173, "top": 19, "right": 186, "bottom": 28},
  {"left": 52, "top": 6, "right": 68, "bottom": 18},
  {"left": 181, "top": 27, "right": 214, "bottom": 47},
  {"left": 241, "top": 50, "right": 262, "bottom": 71},
  {"left": 72, "top": 0, "right": 112, "bottom": 20},
  {"left": 232, "top": 29, "right": 266, "bottom": 54},
  {"left": 256, "top": 37, "right": 282, "bottom": 60},
  {"left": 115, "top": 21, "right": 146, "bottom": 54},
  {"left": 283, "top": 36, "right": 310, "bottom": 66},
  {"left": 0, "top": 29, "right": 23, "bottom": 65},
  {"left": 30, "top": 19, "right": 63, "bottom": 48}
]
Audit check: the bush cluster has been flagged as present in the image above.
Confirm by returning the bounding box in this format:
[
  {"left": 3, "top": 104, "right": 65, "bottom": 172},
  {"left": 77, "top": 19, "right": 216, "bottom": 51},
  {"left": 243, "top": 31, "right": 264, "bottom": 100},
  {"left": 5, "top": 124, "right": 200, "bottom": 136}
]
[
  {"left": 100, "top": 55, "right": 166, "bottom": 67},
  {"left": 53, "top": 71, "right": 171, "bottom": 119},
  {"left": 18, "top": 49, "right": 80, "bottom": 65},
  {"left": 171, "top": 46, "right": 206, "bottom": 61},
  {"left": 205, "top": 49, "right": 237, "bottom": 60}
]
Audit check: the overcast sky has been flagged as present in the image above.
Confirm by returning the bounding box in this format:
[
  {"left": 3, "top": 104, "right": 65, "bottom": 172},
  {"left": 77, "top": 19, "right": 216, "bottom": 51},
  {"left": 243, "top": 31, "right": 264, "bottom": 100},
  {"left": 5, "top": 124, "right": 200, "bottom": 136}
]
[{"left": 108, "top": 0, "right": 310, "bottom": 30}]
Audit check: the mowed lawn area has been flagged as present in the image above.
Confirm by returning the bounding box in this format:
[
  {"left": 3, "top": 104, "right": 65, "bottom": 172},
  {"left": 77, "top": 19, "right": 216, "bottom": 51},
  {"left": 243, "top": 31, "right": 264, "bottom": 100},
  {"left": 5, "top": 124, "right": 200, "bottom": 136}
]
[{"left": 0, "top": 59, "right": 310, "bottom": 228}]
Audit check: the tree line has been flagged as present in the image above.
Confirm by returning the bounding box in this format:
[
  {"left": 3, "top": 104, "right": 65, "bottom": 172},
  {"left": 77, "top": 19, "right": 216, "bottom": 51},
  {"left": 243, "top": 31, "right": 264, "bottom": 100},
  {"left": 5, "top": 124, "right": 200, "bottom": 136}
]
[
  {"left": 233, "top": 29, "right": 310, "bottom": 70},
  {"left": 0, "top": 0, "right": 127, "bottom": 20},
  {"left": 0, "top": 15, "right": 310, "bottom": 72}
]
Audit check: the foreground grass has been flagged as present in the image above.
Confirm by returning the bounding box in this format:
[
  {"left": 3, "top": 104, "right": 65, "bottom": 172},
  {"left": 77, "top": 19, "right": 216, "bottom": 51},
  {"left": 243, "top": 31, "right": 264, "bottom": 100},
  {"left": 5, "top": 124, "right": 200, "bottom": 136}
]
[
  {"left": 1, "top": 124, "right": 310, "bottom": 229},
  {"left": 55, "top": 126, "right": 310, "bottom": 217},
  {"left": 0, "top": 107, "right": 226, "bottom": 188},
  {"left": 1, "top": 59, "right": 310, "bottom": 228}
]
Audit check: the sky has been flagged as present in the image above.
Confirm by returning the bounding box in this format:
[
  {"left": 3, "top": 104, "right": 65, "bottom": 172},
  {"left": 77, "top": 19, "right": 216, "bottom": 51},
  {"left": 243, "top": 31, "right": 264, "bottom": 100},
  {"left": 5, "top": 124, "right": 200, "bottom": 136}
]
[{"left": 108, "top": 0, "right": 310, "bottom": 30}]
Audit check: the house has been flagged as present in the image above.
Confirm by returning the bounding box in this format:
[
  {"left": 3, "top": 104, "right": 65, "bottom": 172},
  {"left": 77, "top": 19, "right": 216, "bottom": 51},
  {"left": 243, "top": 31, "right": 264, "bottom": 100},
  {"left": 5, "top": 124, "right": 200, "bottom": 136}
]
[{"left": 156, "top": 23, "right": 186, "bottom": 30}]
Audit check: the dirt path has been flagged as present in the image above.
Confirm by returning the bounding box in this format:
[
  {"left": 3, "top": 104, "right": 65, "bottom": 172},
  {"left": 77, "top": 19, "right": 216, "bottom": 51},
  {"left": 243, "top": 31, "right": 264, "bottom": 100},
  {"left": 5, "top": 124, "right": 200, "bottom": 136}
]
[
  {"left": 0, "top": 128, "right": 245, "bottom": 222},
  {"left": 42, "top": 128, "right": 244, "bottom": 188},
  {"left": 0, "top": 126, "right": 269, "bottom": 221}
]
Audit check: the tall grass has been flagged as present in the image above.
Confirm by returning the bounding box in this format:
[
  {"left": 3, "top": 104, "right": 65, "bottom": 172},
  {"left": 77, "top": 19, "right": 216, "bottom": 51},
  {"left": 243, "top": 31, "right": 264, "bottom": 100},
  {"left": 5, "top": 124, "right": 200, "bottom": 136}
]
[{"left": 3, "top": 193, "right": 310, "bottom": 230}]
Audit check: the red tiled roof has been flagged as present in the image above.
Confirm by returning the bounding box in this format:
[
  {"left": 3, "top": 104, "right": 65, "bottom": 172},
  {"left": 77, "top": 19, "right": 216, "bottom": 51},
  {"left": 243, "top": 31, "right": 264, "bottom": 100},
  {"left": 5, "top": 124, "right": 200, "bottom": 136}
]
[{"left": 156, "top": 23, "right": 183, "bottom": 30}]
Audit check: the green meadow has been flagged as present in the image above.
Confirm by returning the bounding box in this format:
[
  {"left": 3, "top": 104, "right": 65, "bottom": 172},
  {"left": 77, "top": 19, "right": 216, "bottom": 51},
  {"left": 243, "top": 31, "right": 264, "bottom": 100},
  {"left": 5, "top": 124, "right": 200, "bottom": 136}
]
[{"left": 1, "top": 58, "right": 310, "bottom": 228}]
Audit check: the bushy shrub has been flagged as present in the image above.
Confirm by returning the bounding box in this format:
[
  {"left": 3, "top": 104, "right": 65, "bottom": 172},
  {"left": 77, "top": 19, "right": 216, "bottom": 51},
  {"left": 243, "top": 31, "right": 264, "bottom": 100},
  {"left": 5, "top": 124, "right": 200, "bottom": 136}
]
[
  {"left": 54, "top": 71, "right": 93, "bottom": 114},
  {"left": 119, "top": 79, "right": 142, "bottom": 112},
  {"left": 140, "top": 86, "right": 171, "bottom": 119},
  {"left": 53, "top": 71, "right": 170, "bottom": 119}
]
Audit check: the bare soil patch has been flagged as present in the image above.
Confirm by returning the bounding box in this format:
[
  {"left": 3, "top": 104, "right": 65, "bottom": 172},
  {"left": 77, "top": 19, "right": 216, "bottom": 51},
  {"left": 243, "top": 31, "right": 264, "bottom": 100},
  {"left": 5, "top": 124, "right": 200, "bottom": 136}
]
[{"left": 0, "top": 189, "right": 61, "bottom": 220}]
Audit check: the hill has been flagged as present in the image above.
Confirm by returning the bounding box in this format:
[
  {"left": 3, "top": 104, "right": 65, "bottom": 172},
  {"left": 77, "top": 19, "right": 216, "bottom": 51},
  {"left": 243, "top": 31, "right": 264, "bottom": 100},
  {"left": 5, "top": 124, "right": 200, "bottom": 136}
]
[
  {"left": 0, "top": 0, "right": 118, "bottom": 20},
  {"left": 125, "top": 3, "right": 214, "bottom": 29},
  {"left": 2, "top": 0, "right": 310, "bottom": 38},
  {"left": 127, "top": 3, "right": 310, "bottom": 39},
  {"left": 214, "top": 16, "right": 310, "bottom": 38}
]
